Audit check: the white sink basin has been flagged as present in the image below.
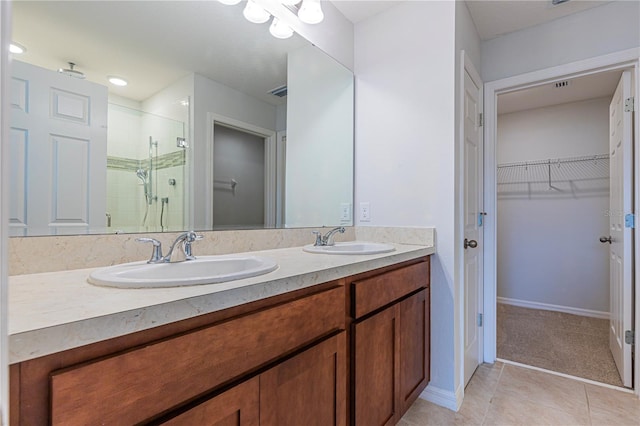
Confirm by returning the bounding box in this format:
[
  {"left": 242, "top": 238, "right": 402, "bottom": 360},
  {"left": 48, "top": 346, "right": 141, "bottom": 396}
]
[
  {"left": 303, "top": 241, "right": 395, "bottom": 255},
  {"left": 88, "top": 255, "right": 278, "bottom": 288}
]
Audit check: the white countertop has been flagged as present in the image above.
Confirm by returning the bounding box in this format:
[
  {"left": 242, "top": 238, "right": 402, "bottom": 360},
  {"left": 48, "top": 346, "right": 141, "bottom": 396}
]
[{"left": 9, "top": 243, "right": 434, "bottom": 364}]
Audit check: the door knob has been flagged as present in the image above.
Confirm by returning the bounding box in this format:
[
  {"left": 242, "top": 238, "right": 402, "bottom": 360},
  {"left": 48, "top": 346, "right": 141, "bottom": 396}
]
[
  {"left": 464, "top": 238, "right": 478, "bottom": 249},
  {"left": 599, "top": 236, "right": 613, "bottom": 244}
]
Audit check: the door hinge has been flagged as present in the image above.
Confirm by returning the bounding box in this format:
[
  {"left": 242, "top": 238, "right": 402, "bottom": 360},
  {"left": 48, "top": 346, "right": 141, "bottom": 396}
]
[
  {"left": 477, "top": 313, "right": 483, "bottom": 327},
  {"left": 625, "top": 213, "right": 635, "bottom": 228},
  {"left": 624, "top": 97, "right": 635, "bottom": 112},
  {"left": 625, "top": 330, "right": 634, "bottom": 345},
  {"left": 478, "top": 112, "right": 484, "bottom": 127}
]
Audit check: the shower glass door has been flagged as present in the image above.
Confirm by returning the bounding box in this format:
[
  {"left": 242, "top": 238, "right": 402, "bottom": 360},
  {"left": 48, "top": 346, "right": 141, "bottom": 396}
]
[{"left": 106, "top": 103, "right": 186, "bottom": 233}]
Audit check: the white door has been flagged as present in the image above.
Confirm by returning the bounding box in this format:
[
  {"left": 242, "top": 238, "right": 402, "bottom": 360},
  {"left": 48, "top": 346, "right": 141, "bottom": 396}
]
[
  {"left": 463, "top": 57, "right": 484, "bottom": 386},
  {"left": 10, "top": 60, "right": 107, "bottom": 235},
  {"left": 608, "top": 70, "right": 633, "bottom": 388}
]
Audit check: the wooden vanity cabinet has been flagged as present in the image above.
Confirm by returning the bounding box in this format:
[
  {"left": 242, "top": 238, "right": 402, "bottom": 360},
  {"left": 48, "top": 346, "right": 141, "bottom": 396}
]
[
  {"left": 162, "top": 332, "right": 346, "bottom": 426},
  {"left": 9, "top": 256, "right": 430, "bottom": 426},
  {"left": 10, "top": 280, "right": 346, "bottom": 425},
  {"left": 349, "top": 259, "right": 430, "bottom": 426}
]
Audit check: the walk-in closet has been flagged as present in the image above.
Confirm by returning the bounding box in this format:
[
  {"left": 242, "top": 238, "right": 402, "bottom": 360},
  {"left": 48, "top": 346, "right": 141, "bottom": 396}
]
[{"left": 495, "top": 69, "right": 632, "bottom": 388}]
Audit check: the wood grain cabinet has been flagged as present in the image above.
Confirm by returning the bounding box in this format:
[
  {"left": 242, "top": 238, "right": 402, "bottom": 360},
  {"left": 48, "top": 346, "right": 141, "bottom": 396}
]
[
  {"left": 163, "top": 332, "right": 346, "bottom": 426},
  {"left": 10, "top": 282, "right": 346, "bottom": 425},
  {"left": 350, "top": 259, "right": 430, "bottom": 426},
  {"left": 9, "top": 257, "right": 430, "bottom": 425}
]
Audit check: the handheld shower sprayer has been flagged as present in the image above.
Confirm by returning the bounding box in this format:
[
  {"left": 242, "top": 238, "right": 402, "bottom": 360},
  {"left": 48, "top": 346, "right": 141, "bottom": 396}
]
[{"left": 136, "top": 168, "right": 152, "bottom": 205}]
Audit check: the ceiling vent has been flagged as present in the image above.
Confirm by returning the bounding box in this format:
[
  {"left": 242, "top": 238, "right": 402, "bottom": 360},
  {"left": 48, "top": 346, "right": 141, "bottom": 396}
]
[
  {"left": 269, "top": 85, "right": 287, "bottom": 98},
  {"left": 554, "top": 80, "right": 570, "bottom": 88}
]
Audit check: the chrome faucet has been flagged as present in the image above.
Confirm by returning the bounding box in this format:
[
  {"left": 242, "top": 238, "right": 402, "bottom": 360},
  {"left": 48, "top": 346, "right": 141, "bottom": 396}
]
[
  {"left": 163, "top": 231, "right": 202, "bottom": 263},
  {"left": 312, "top": 227, "right": 346, "bottom": 246},
  {"left": 136, "top": 231, "right": 202, "bottom": 264}
]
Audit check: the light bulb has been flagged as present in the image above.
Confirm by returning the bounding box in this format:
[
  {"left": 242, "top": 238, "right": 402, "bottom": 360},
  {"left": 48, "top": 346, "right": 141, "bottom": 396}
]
[
  {"left": 243, "top": 0, "right": 271, "bottom": 24},
  {"left": 298, "top": 0, "right": 323, "bottom": 24},
  {"left": 218, "top": 0, "right": 242, "bottom": 4},
  {"left": 269, "top": 17, "right": 294, "bottom": 39}
]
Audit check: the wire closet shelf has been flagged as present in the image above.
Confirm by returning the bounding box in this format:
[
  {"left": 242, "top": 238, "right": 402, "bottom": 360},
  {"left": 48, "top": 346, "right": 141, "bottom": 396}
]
[{"left": 497, "top": 153, "right": 610, "bottom": 195}]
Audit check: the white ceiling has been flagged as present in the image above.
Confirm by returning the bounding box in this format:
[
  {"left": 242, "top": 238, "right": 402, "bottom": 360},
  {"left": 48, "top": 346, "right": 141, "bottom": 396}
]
[
  {"left": 465, "top": 0, "right": 612, "bottom": 41},
  {"left": 498, "top": 69, "right": 622, "bottom": 115},
  {"left": 330, "top": 0, "right": 400, "bottom": 23}
]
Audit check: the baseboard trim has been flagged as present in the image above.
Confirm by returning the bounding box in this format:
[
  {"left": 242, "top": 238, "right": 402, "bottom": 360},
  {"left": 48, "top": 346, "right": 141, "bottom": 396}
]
[
  {"left": 498, "top": 297, "right": 609, "bottom": 319},
  {"left": 418, "top": 383, "right": 463, "bottom": 412}
]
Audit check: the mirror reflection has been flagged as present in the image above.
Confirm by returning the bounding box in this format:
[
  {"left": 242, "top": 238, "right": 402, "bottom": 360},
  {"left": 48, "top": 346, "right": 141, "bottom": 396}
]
[{"left": 9, "top": 0, "right": 354, "bottom": 236}]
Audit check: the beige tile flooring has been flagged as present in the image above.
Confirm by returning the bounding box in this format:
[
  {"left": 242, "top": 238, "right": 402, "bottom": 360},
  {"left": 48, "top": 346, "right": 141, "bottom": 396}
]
[{"left": 399, "top": 362, "right": 640, "bottom": 425}]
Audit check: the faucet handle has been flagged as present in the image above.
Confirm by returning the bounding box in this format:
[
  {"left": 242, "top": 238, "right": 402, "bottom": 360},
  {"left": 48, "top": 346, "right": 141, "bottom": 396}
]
[
  {"left": 183, "top": 232, "right": 203, "bottom": 260},
  {"left": 136, "top": 237, "right": 163, "bottom": 263},
  {"left": 312, "top": 230, "right": 323, "bottom": 246}
]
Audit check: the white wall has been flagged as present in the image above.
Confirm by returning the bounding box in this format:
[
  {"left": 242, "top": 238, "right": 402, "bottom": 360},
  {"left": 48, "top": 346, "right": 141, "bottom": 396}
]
[
  {"left": 286, "top": 44, "right": 353, "bottom": 228},
  {"left": 482, "top": 1, "right": 640, "bottom": 82},
  {"left": 497, "top": 98, "right": 610, "bottom": 313},
  {"left": 354, "top": 0, "right": 457, "bottom": 396}
]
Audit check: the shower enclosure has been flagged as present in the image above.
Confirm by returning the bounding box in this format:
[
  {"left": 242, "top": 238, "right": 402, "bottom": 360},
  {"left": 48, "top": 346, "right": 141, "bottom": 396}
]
[{"left": 106, "top": 103, "right": 187, "bottom": 233}]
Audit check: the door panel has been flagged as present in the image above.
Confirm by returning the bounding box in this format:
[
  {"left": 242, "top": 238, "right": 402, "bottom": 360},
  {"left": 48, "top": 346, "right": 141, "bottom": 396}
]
[
  {"left": 608, "top": 70, "right": 633, "bottom": 387},
  {"left": 10, "top": 60, "right": 107, "bottom": 236},
  {"left": 463, "top": 64, "right": 484, "bottom": 386},
  {"left": 353, "top": 306, "right": 398, "bottom": 426}
]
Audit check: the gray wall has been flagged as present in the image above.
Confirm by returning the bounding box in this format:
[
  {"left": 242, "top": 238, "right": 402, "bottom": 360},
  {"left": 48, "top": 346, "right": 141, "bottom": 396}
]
[{"left": 213, "top": 125, "right": 265, "bottom": 229}]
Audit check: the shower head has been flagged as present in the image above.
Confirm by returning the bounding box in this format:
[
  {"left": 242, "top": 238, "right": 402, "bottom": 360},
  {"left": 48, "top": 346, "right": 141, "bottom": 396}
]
[
  {"left": 58, "top": 62, "right": 85, "bottom": 79},
  {"left": 136, "top": 168, "right": 148, "bottom": 182}
]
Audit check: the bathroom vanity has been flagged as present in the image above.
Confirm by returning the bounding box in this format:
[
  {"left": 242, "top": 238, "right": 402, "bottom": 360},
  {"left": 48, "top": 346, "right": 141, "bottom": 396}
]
[{"left": 7, "top": 244, "right": 432, "bottom": 425}]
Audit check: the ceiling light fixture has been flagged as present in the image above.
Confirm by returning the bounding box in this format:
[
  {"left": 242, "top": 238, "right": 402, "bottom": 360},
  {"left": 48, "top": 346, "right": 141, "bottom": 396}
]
[
  {"left": 9, "top": 42, "right": 26, "bottom": 54},
  {"left": 298, "top": 0, "right": 324, "bottom": 24},
  {"left": 243, "top": 0, "right": 271, "bottom": 24},
  {"left": 218, "top": 0, "right": 320, "bottom": 38},
  {"left": 269, "top": 17, "right": 294, "bottom": 39},
  {"left": 108, "top": 76, "right": 128, "bottom": 87}
]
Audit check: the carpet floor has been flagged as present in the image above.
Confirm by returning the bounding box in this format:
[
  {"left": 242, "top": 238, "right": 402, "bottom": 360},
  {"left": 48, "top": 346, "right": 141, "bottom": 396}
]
[{"left": 497, "top": 303, "right": 623, "bottom": 387}]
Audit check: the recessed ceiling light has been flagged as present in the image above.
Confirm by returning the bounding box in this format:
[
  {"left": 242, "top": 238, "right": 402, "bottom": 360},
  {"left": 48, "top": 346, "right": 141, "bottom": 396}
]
[
  {"left": 108, "top": 76, "right": 128, "bottom": 87},
  {"left": 9, "top": 42, "right": 26, "bottom": 54}
]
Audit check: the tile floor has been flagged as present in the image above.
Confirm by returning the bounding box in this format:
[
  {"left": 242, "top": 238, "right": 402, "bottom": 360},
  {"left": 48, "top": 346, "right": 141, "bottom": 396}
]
[{"left": 399, "top": 362, "right": 640, "bottom": 425}]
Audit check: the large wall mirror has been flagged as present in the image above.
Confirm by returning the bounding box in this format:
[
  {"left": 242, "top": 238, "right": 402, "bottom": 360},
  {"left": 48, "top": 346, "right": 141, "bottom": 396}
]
[{"left": 9, "top": 0, "right": 354, "bottom": 236}]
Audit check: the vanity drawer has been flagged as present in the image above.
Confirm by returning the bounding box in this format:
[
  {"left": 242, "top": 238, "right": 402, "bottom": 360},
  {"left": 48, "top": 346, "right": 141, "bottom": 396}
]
[
  {"left": 50, "top": 285, "right": 345, "bottom": 425},
  {"left": 351, "top": 260, "right": 429, "bottom": 318}
]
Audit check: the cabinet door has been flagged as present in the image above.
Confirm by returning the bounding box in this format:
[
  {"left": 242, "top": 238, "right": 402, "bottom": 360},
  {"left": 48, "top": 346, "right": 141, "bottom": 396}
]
[
  {"left": 353, "top": 305, "right": 399, "bottom": 426},
  {"left": 399, "top": 289, "right": 430, "bottom": 413},
  {"left": 163, "top": 377, "right": 259, "bottom": 426},
  {"left": 260, "top": 332, "right": 346, "bottom": 426}
]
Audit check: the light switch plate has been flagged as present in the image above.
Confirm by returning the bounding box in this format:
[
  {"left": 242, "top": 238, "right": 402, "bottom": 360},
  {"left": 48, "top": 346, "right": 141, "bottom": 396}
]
[{"left": 340, "top": 203, "right": 351, "bottom": 221}]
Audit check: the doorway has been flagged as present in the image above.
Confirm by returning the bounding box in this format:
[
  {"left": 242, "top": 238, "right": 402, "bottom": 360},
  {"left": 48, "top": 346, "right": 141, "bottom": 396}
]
[
  {"left": 495, "top": 70, "right": 623, "bottom": 386},
  {"left": 483, "top": 51, "right": 640, "bottom": 393},
  {"left": 207, "top": 115, "right": 279, "bottom": 230}
]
